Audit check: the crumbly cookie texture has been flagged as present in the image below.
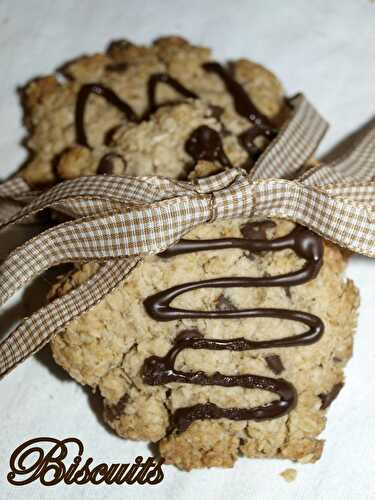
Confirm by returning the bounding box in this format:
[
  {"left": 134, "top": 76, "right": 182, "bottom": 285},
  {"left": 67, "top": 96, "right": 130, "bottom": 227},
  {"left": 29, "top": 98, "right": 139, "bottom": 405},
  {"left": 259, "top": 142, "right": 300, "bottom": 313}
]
[
  {"left": 280, "top": 468, "right": 297, "bottom": 482},
  {"left": 24, "top": 36, "right": 358, "bottom": 470},
  {"left": 21, "top": 36, "right": 284, "bottom": 186},
  {"left": 50, "top": 219, "right": 359, "bottom": 470}
]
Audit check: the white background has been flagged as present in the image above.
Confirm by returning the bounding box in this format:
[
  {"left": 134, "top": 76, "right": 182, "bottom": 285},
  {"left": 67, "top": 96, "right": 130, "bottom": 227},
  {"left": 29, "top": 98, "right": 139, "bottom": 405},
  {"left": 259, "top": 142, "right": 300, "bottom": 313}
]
[{"left": 0, "top": 1, "right": 375, "bottom": 499}]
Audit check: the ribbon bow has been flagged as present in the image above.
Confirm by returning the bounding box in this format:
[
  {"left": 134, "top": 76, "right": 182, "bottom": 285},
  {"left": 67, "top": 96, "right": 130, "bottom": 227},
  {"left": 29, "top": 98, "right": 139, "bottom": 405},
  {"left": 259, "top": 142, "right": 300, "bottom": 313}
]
[{"left": 0, "top": 94, "right": 374, "bottom": 378}]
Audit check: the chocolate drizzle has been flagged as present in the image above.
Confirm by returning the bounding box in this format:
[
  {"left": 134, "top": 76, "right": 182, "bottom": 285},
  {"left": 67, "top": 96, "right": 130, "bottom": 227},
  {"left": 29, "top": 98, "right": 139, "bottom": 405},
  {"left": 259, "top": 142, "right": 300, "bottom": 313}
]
[
  {"left": 141, "top": 225, "right": 325, "bottom": 432},
  {"left": 241, "top": 220, "right": 276, "bottom": 240},
  {"left": 142, "top": 333, "right": 297, "bottom": 432},
  {"left": 74, "top": 61, "right": 278, "bottom": 163},
  {"left": 157, "top": 225, "right": 322, "bottom": 268},
  {"left": 75, "top": 75, "right": 197, "bottom": 148},
  {"left": 75, "top": 84, "right": 138, "bottom": 147},
  {"left": 203, "top": 62, "right": 277, "bottom": 145},
  {"left": 147, "top": 73, "right": 197, "bottom": 115}
]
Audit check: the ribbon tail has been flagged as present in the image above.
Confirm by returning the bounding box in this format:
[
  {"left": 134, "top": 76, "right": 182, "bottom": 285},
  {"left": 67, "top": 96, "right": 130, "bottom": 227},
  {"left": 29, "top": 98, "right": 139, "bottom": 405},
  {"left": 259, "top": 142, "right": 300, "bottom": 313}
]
[
  {"left": 0, "top": 196, "right": 210, "bottom": 377},
  {"left": 0, "top": 177, "right": 33, "bottom": 199},
  {"left": 0, "top": 194, "right": 211, "bottom": 370},
  {"left": 0, "top": 177, "right": 40, "bottom": 223},
  {"left": 302, "top": 119, "right": 375, "bottom": 186},
  {"left": 0, "top": 258, "right": 140, "bottom": 378}
]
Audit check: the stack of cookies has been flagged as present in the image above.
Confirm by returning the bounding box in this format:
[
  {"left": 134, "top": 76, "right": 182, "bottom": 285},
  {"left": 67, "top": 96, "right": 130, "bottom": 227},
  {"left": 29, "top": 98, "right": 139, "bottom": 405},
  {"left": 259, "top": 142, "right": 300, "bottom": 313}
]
[{"left": 20, "top": 37, "right": 358, "bottom": 470}]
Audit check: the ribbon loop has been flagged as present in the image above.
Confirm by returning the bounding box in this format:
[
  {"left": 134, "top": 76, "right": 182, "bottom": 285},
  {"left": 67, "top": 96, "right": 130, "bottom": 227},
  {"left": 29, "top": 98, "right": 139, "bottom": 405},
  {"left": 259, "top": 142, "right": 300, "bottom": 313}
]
[{"left": 250, "top": 94, "right": 329, "bottom": 181}]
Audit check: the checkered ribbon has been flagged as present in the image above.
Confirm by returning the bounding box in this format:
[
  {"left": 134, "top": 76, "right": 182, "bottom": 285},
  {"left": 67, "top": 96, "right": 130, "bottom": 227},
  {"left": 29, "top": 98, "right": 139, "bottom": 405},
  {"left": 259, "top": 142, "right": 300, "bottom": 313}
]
[{"left": 0, "top": 94, "right": 375, "bottom": 378}]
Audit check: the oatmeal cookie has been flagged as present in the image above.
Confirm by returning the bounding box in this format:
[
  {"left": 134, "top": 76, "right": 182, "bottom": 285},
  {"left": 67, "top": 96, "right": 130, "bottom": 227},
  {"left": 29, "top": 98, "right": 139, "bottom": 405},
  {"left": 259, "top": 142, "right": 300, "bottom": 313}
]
[
  {"left": 21, "top": 36, "right": 284, "bottom": 186},
  {"left": 50, "top": 219, "right": 358, "bottom": 470}
]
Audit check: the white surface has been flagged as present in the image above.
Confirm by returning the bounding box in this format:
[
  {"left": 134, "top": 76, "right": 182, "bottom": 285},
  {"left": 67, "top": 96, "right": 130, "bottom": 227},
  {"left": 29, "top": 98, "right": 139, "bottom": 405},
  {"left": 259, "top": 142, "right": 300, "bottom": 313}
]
[{"left": 0, "top": 1, "right": 375, "bottom": 499}]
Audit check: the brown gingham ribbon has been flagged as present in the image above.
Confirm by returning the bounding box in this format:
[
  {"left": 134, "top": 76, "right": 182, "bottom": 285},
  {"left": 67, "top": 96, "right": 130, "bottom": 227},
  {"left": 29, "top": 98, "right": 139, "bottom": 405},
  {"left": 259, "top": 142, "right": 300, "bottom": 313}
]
[{"left": 0, "top": 94, "right": 375, "bottom": 378}]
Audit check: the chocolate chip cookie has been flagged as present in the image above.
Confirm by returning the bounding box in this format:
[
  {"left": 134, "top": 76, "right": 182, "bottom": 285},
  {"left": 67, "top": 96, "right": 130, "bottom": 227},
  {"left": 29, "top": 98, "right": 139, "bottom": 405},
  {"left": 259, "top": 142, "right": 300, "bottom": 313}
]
[{"left": 21, "top": 36, "right": 285, "bottom": 185}]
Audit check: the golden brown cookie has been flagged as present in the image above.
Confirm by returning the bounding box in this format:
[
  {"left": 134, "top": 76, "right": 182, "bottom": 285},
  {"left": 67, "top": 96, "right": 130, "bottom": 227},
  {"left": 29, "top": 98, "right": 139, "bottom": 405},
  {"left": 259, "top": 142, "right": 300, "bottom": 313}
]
[
  {"left": 21, "top": 36, "right": 284, "bottom": 186},
  {"left": 50, "top": 219, "right": 358, "bottom": 470}
]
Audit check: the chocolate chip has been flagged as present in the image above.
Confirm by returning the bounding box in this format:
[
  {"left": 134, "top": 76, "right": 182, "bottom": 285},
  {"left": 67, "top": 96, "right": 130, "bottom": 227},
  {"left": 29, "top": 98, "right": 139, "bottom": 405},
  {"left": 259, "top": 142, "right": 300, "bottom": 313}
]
[
  {"left": 319, "top": 383, "right": 344, "bottom": 409},
  {"left": 185, "top": 125, "right": 231, "bottom": 166},
  {"left": 215, "top": 294, "right": 236, "bottom": 311},
  {"left": 333, "top": 356, "right": 342, "bottom": 363},
  {"left": 240, "top": 220, "right": 276, "bottom": 240},
  {"left": 97, "top": 155, "right": 115, "bottom": 175},
  {"left": 106, "top": 62, "right": 129, "bottom": 73},
  {"left": 174, "top": 329, "right": 202, "bottom": 343},
  {"left": 283, "top": 287, "right": 292, "bottom": 299},
  {"left": 105, "top": 393, "right": 129, "bottom": 421},
  {"left": 265, "top": 355, "right": 285, "bottom": 375},
  {"left": 97, "top": 153, "right": 127, "bottom": 175}
]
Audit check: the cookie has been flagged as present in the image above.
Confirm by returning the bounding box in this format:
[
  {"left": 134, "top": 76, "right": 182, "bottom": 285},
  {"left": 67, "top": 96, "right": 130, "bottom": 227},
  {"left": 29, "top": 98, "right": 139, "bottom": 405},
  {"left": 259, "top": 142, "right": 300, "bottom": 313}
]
[
  {"left": 50, "top": 219, "right": 358, "bottom": 470},
  {"left": 21, "top": 36, "right": 285, "bottom": 185},
  {"left": 20, "top": 37, "right": 359, "bottom": 470}
]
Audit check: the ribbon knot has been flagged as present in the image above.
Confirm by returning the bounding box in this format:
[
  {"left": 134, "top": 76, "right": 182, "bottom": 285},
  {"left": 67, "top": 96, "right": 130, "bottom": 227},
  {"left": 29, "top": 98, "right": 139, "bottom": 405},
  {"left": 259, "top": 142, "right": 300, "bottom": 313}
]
[
  {"left": 190, "top": 167, "right": 254, "bottom": 222},
  {"left": 0, "top": 94, "right": 375, "bottom": 378}
]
